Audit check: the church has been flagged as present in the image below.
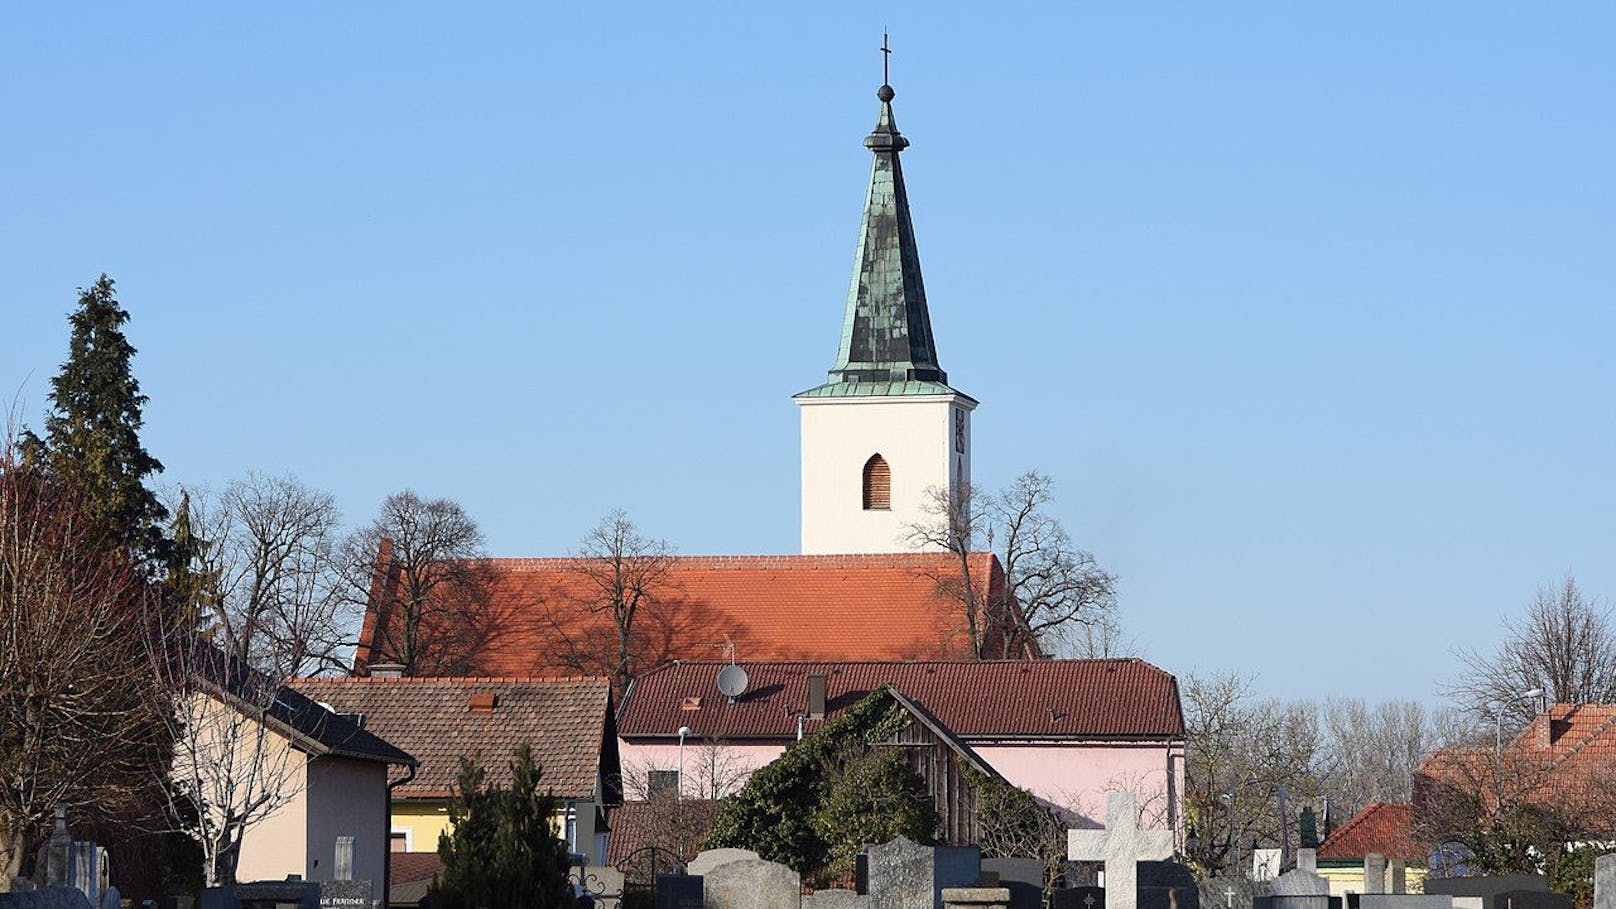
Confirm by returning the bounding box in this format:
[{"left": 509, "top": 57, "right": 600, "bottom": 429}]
[
  {"left": 355, "top": 74, "right": 1003, "bottom": 678},
  {"left": 348, "top": 74, "right": 1187, "bottom": 856}
]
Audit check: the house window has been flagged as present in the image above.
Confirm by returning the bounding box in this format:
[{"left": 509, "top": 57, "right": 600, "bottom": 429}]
[
  {"left": 564, "top": 805, "right": 578, "bottom": 851},
  {"left": 862, "top": 454, "right": 891, "bottom": 510},
  {"left": 648, "top": 769, "right": 680, "bottom": 799},
  {"left": 389, "top": 830, "right": 411, "bottom": 853}
]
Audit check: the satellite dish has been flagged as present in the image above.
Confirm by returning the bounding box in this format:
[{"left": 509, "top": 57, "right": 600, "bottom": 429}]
[{"left": 717, "top": 664, "right": 750, "bottom": 699}]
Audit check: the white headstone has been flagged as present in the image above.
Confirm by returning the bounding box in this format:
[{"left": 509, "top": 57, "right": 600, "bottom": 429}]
[{"left": 1067, "top": 792, "right": 1175, "bottom": 909}]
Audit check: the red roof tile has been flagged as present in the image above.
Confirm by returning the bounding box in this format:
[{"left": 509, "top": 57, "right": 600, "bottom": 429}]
[
  {"left": 1417, "top": 704, "right": 1616, "bottom": 829},
  {"left": 1318, "top": 802, "right": 1423, "bottom": 861},
  {"left": 355, "top": 553, "right": 1013, "bottom": 677},
  {"left": 291, "top": 676, "right": 615, "bottom": 800},
  {"left": 617, "top": 659, "right": 1184, "bottom": 740}
]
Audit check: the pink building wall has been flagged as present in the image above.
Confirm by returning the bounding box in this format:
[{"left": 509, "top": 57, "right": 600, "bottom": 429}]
[{"left": 618, "top": 736, "right": 1185, "bottom": 844}]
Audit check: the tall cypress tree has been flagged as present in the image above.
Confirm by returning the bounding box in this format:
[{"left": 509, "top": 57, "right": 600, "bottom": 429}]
[{"left": 29, "top": 274, "right": 169, "bottom": 565}]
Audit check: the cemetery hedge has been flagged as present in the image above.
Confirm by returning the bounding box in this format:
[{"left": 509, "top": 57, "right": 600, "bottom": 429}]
[{"left": 703, "top": 687, "right": 935, "bottom": 878}]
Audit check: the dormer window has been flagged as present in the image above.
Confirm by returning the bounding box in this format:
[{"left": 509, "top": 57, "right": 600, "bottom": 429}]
[{"left": 862, "top": 454, "right": 891, "bottom": 510}]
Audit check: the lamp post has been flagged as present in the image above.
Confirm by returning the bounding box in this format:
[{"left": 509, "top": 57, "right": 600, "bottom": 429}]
[
  {"left": 677, "top": 725, "right": 692, "bottom": 803},
  {"left": 1494, "top": 687, "right": 1545, "bottom": 755}
]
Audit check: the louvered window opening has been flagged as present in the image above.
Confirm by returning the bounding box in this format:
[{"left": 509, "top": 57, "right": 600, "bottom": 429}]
[{"left": 863, "top": 455, "right": 891, "bottom": 510}]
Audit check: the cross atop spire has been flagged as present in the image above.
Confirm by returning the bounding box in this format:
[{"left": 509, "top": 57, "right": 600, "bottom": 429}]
[
  {"left": 881, "top": 31, "right": 892, "bottom": 88},
  {"left": 799, "top": 61, "right": 956, "bottom": 394}
]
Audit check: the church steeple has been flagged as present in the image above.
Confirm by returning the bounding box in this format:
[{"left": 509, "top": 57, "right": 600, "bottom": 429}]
[
  {"left": 823, "top": 78, "right": 948, "bottom": 387},
  {"left": 795, "top": 55, "right": 979, "bottom": 556}
]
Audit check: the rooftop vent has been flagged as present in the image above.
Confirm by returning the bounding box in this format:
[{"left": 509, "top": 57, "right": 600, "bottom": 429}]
[
  {"left": 469, "top": 692, "right": 498, "bottom": 713},
  {"left": 681, "top": 696, "right": 702, "bottom": 712}
]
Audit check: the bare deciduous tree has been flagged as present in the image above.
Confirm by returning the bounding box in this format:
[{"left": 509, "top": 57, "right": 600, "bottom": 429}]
[
  {"left": 346, "top": 490, "right": 489, "bottom": 675},
  {"left": 0, "top": 446, "right": 168, "bottom": 886},
  {"left": 907, "top": 471, "right": 1117, "bottom": 659},
  {"left": 152, "top": 637, "right": 304, "bottom": 886},
  {"left": 548, "top": 510, "right": 677, "bottom": 698},
  {"left": 1181, "top": 672, "right": 1322, "bottom": 880},
  {"left": 1316, "top": 698, "right": 1452, "bottom": 818},
  {"left": 1449, "top": 575, "right": 1616, "bottom": 731},
  {"left": 172, "top": 474, "right": 352, "bottom": 678}
]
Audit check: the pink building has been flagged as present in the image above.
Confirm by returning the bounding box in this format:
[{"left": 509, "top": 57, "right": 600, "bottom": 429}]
[{"left": 616, "top": 659, "right": 1187, "bottom": 843}]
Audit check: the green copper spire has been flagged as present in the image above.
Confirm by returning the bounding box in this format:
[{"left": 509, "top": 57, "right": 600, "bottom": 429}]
[{"left": 823, "top": 80, "right": 948, "bottom": 387}]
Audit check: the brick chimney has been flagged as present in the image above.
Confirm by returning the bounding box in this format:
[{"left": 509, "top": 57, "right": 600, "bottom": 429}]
[{"left": 369, "top": 662, "right": 406, "bottom": 679}]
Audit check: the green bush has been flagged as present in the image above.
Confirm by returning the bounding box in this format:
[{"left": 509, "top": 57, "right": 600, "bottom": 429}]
[
  {"left": 812, "top": 748, "right": 938, "bottom": 877},
  {"left": 703, "top": 687, "right": 920, "bottom": 872}
]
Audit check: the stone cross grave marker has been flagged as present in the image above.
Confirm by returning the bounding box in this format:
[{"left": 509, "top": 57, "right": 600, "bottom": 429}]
[
  {"left": 1596, "top": 856, "right": 1616, "bottom": 909},
  {"left": 1068, "top": 792, "right": 1175, "bottom": 909}
]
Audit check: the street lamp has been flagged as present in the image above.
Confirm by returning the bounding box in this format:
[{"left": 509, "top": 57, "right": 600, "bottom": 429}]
[
  {"left": 1494, "top": 688, "right": 1545, "bottom": 755},
  {"left": 677, "top": 725, "right": 693, "bottom": 803}
]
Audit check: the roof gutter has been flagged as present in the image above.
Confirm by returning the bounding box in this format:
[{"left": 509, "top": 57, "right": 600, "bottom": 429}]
[{"left": 383, "top": 763, "right": 417, "bottom": 909}]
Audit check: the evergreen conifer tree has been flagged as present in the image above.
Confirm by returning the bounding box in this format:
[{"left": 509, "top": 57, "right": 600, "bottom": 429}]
[
  {"left": 28, "top": 275, "right": 169, "bottom": 565},
  {"left": 430, "top": 746, "right": 573, "bottom": 909}
]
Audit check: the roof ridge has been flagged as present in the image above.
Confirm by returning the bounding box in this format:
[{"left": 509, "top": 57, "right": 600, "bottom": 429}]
[
  {"left": 295, "top": 674, "right": 611, "bottom": 685},
  {"left": 449, "top": 552, "right": 996, "bottom": 571}
]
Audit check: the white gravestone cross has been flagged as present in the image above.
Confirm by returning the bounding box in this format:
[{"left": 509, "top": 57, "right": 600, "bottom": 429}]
[{"left": 1068, "top": 792, "right": 1175, "bottom": 909}]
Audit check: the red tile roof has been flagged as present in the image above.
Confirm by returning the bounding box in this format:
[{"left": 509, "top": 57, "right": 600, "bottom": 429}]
[
  {"left": 291, "top": 676, "right": 615, "bottom": 800},
  {"left": 1417, "top": 704, "right": 1616, "bottom": 829},
  {"left": 617, "top": 659, "right": 1184, "bottom": 740},
  {"left": 355, "top": 553, "right": 1013, "bottom": 677},
  {"left": 1318, "top": 802, "right": 1423, "bottom": 861}
]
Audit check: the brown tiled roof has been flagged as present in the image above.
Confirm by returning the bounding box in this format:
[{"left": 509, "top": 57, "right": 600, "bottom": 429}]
[
  {"left": 391, "top": 851, "right": 442, "bottom": 886},
  {"left": 618, "top": 659, "right": 1184, "bottom": 740},
  {"left": 1318, "top": 802, "right": 1423, "bottom": 861},
  {"left": 354, "top": 552, "right": 1015, "bottom": 678},
  {"left": 291, "top": 676, "right": 614, "bottom": 800}
]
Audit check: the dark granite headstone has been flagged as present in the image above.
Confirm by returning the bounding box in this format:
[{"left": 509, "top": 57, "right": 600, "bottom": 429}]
[
  {"left": 1053, "top": 886, "right": 1105, "bottom": 909},
  {"left": 1424, "top": 878, "right": 1548, "bottom": 903},
  {"left": 858, "top": 855, "right": 870, "bottom": 896},
  {"left": 656, "top": 874, "right": 705, "bottom": 909},
  {"left": 1138, "top": 862, "right": 1198, "bottom": 909},
  {"left": 981, "top": 860, "right": 1043, "bottom": 909},
  {"left": 1495, "top": 892, "right": 1570, "bottom": 909},
  {"left": 200, "top": 881, "right": 320, "bottom": 909}
]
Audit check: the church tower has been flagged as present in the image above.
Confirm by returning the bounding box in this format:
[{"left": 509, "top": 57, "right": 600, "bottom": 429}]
[{"left": 795, "top": 74, "right": 977, "bottom": 555}]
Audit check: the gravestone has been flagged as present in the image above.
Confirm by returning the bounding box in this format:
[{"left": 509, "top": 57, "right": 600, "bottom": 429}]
[
  {"left": 690, "top": 849, "right": 762, "bottom": 877},
  {"left": 1138, "top": 861, "right": 1199, "bottom": 909},
  {"left": 1255, "top": 850, "right": 1336, "bottom": 909},
  {"left": 805, "top": 891, "right": 871, "bottom": 909},
  {"left": 657, "top": 874, "right": 706, "bottom": 909},
  {"left": 1068, "top": 793, "right": 1174, "bottom": 909},
  {"left": 1052, "top": 886, "right": 1105, "bottom": 909},
  {"left": 1493, "top": 894, "right": 1569, "bottom": 909},
  {"left": 316, "top": 880, "right": 371, "bottom": 909},
  {"left": 1364, "top": 855, "right": 1387, "bottom": 895},
  {"left": 200, "top": 881, "right": 320, "bottom": 909},
  {"left": 1425, "top": 878, "right": 1560, "bottom": 909},
  {"left": 1597, "top": 856, "right": 1616, "bottom": 909},
  {"left": 705, "top": 859, "right": 800, "bottom": 909},
  {"left": 1353, "top": 897, "right": 1451, "bottom": 909},
  {"left": 867, "top": 837, "right": 982, "bottom": 909},
  {"left": 942, "top": 888, "right": 1011, "bottom": 909},
  {"left": 981, "top": 859, "right": 1043, "bottom": 909}
]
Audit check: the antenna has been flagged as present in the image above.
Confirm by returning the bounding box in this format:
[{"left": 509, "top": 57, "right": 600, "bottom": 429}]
[{"left": 716, "top": 664, "right": 750, "bottom": 701}]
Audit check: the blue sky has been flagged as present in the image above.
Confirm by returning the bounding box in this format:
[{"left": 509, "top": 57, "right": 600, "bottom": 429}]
[{"left": 4, "top": 4, "right": 1613, "bottom": 704}]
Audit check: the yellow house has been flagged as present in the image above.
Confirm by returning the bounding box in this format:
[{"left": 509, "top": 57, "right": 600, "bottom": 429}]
[
  {"left": 1317, "top": 802, "right": 1429, "bottom": 895},
  {"left": 292, "top": 674, "right": 622, "bottom": 866}
]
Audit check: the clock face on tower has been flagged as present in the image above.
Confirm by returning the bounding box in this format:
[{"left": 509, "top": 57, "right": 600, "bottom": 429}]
[{"left": 954, "top": 408, "right": 966, "bottom": 453}]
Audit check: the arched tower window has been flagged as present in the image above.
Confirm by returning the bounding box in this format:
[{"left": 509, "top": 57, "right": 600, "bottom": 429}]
[{"left": 862, "top": 454, "right": 891, "bottom": 511}]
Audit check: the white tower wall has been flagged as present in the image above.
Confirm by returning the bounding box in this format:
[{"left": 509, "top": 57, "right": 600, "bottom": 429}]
[{"left": 799, "top": 394, "right": 974, "bottom": 554}]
